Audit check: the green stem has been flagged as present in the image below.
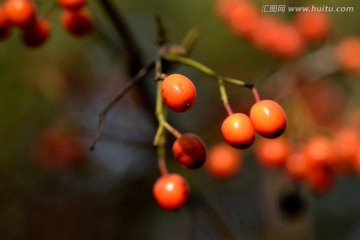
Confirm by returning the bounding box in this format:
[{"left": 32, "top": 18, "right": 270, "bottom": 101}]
[{"left": 218, "top": 78, "right": 233, "bottom": 115}]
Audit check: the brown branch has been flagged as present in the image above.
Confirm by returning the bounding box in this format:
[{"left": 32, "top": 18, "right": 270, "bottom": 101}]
[{"left": 90, "top": 61, "right": 155, "bottom": 151}]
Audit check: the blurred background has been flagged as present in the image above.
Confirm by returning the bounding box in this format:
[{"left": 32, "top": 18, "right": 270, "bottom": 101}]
[{"left": 1, "top": 0, "right": 360, "bottom": 239}]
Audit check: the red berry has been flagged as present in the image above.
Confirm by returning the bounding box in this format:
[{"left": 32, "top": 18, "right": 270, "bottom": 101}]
[
  {"left": 255, "top": 136, "right": 291, "bottom": 169},
  {"left": 57, "top": 0, "right": 87, "bottom": 10},
  {"left": 294, "top": 11, "right": 331, "bottom": 43},
  {"left": 172, "top": 133, "right": 207, "bottom": 169},
  {"left": 21, "top": 18, "right": 50, "bottom": 48},
  {"left": 161, "top": 74, "right": 196, "bottom": 113},
  {"left": 60, "top": 8, "right": 93, "bottom": 36},
  {"left": 34, "top": 127, "right": 84, "bottom": 170},
  {"left": 332, "top": 127, "right": 360, "bottom": 174},
  {"left": 273, "top": 23, "right": 304, "bottom": 59},
  {"left": 227, "top": 1, "right": 259, "bottom": 38},
  {"left": 303, "top": 136, "right": 334, "bottom": 169},
  {"left": 336, "top": 37, "right": 360, "bottom": 74},
  {"left": 221, "top": 113, "right": 255, "bottom": 149},
  {"left": 153, "top": 174, "right": 190, "bottom": 211},
  {"left": 250, "top": 15, "right": 281, "bottom": 52},
  {"left": 4, "top": 0, "right": 36, "bottom": 28},
  {"left": 205, "top": 142, "right": 242, "bottom": 180},
  {"left": 285, "top": 150, "right": 308, "bottom": 180},
  {"left": 250, "top": 100, "right": 287, "bottom": 138},
  {"left": 305, "top": 164, "right": 334, "bottom": 195}
]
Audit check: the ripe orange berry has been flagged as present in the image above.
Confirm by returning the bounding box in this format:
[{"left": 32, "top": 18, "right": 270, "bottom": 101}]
[
  {"left": 250, "top": 15, "right": 281, "bottom": 52},
  {"left": 336, "top": 37, "right": 360, "bottom": 74},
  {"left": 57, "top": 0, "right": 87, "bottom": 10},
  {"left": 303, "top": 136, "right": 334, "bottom": 169},
  {"left": 153, "top": 173, "right": 190, "bottom": 211},
  {"left": 250, "top": 100, "right": 287, "bottom": 138},
  {"left": 205, "top": 142, "right": 242, "bottom": 180},
  {"left": 4, "top": 0, "right": 36, "bottom": 28},
  {"left": 304, "top": 164, "right": 334, "bottom": 195},
  {"left": 294, "top": 11, "right": 331, "bottom": 43},
  {"left": 172, "top": 133, "right": 207, "bottom": 169},
  {"left": 227, "top": 1, "right": 259, "bottom": 38},
  {"left": 60, "top": 8, "right": 93, "bottom": 36},
  {"left": 161, "top": 74, "right": 196, "bottom": 113},
  {"left": 0, "top": 5, "right": 11, "bottom": 40},
  {"left": 21, "top": 18, "right": 50, "bottom": 48},
  {"left": 221, "top": 113, "right": 255, "bottom": 149},
  {"left": 285, "top": 150, "right": 308, "bottom": 180},
  {"left": 273, "top": 23, "right": 304, "bottom": 59},
  {"left": 255, "top": 136, "right": 291, "bottom": 169},
  {"left": 332, "top": 127, "right": 360, "bottom": 174}
]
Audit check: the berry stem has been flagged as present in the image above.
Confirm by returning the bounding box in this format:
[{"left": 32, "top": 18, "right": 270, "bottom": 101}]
[
  {"left": 158, "top": 157, "right": 169, "bottom": 176},
  {"left": 252, "top": 87, "right": 261, "bottom": 103},
  {"left": 218, "top": 78, "right": 234, "bottom": 115}
]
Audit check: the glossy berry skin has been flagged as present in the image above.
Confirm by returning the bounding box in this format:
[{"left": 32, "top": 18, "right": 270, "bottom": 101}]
[
  {"left": 161, "top": 74, "right": 196, "bottom": 113},
  {"left": 205, "top": 142, "right": 242, "bottom": 180},
  {"left": 4, "top": 0, "right": 36, "bottom": 28},
  {"left": 61, "top": 8, "right": 93, "bottom": 36},
  {"left": 255, "top": 136, "right": 291, "bottom": 169},
  {"left": 21, "top": 18, "right": 51, "bottom": 48},
  {"left": 172, "top": 133, "right": 207, "bottom": 169},
  {"left": 57, "top": 0, "right": 87, "bottom": 10},
  {"left": 153, "top": 174, "right": 190, "bottom": 211},
  {"left": 250, "top": 100, "right": 287, "bottom": 138},
  {"left": 221, "top": 113, "right": 255, "bottom": 149}
]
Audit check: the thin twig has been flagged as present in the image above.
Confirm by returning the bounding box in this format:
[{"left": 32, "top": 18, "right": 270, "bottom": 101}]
[
  {"left": 98, "top": 0, "right": 143, "bottom": 75},
  {"left": 90, "top": 61, "right": 155, "bottom": 151}
]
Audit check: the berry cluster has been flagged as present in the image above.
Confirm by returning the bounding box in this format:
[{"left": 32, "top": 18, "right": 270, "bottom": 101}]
[
  {"left": 216, "top": 0, "right": 331, "bottom": 58},
  {"left": 151, "top": 69, "right": 287, "bottom": 210},
  {"left": 58, "top": 0, "right": 93, "bottom": 36},
  {"left": 252, "top": 124, "right": 360, "bottom": 195},
  {"left": 0, "top": 0, "right": 92, "bottom": 48}
]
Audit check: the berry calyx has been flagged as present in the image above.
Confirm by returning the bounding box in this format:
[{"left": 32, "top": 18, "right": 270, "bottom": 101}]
[
  {"left": 60, "top": 8, "right": 93, "bottom": 36},
  {"left": 221, "top": 113, "right": 255, "bottom": 149},
  {"left": 205, "top": 142, "right": 242, "bottom": 180},
  {"left": 4, "top": 0, "right": 36, "bottom": 28},
  {"left": 21, "top": 18, "right": 51, "bottom": 48},
  {"left": 172, "top": 133, "right": 207, "bottom": 169},
  {"left": 160, "top": 74, "right": 197, "bottom": 113},
  {"left": 57, "top": 0, "right": 87, "bottom": 10},
  {"left": 250, "top": 100, "right": 287, "bottom": 138},
  {"left": 153, "top": 173, "right": 190, "bottom": 211}
]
